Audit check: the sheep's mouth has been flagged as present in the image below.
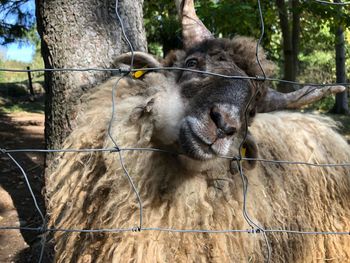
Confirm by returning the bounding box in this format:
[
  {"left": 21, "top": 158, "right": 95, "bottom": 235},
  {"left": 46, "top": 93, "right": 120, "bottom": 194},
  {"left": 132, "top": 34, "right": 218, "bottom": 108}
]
[{"left": 179, "top": 118, "right": 232, "bottom": 160}]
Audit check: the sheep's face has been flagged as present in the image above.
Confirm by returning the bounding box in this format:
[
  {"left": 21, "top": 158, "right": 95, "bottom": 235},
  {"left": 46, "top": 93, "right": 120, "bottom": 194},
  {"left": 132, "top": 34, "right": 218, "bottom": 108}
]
[
  {"left": 173, "top": 39, "right": 258, "bottom": 160},
  {"left": 117, "top": 38, "right": 262, "bottom": 162},
  {"left": 115, "top": 0, "right": 342, "bottom": 164}
]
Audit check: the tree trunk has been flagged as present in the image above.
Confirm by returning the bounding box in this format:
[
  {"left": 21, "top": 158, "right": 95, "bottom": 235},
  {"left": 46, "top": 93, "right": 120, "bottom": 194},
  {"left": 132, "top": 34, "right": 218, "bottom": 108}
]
[
  {"left": 291, "top": 0, "right": 300, "bottom": 84},
  {"left": 331, "top": 0, "right": 348, "bottom": 114},
  {"left": 331, "top": 23, "right": 348, "bottom": 114},
  {"left": 36, "top": 0, "right": 147, "bottom": 165},
  {"left": 34, "top": 1, "right": 146, "bottom": 260},
  {"left": 275, "top": 0, "right": 300, "bottom": 93}
]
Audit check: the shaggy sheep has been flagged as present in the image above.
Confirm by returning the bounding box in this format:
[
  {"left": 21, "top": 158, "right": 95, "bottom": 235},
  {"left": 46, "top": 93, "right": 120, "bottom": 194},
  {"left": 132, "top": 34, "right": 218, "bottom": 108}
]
[
  {"left": 47, "top": 78, "right": 350, "bottom": 262},
  {"left": 46, "top": 1, "right": 350, "bottom": 262}
]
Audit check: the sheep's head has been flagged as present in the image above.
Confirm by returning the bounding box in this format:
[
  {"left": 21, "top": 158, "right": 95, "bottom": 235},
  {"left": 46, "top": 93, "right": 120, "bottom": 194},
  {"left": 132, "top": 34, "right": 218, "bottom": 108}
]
[{"left": 115, "top": 0, "right": 344, "bottom": 164}]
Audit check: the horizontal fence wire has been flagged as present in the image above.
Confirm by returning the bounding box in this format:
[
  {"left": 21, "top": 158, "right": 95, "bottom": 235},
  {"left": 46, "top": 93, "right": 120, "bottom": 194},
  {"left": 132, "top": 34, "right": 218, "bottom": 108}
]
[
  {"left": 0, "top": 226, "right": 349, "bottom": 235},
  {"left": 1, "top": 0, "right": 350, "bottom": 263},
  {"left": 314, "top": 0, "right": 350, "bottom": 5},
  {"left": 3, "top": 147, "right": 350, "bottom": 167},
  {"left": 0, "top": 66, "right": 349, "bottom": 87}
]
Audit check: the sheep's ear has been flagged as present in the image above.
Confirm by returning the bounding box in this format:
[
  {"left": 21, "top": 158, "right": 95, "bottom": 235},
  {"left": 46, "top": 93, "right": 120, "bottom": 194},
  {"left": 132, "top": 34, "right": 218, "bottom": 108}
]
[
  {"left": 113, "top": 52, "right": 161, "bottom": 69},
  {"left": 129, "top": 98, "right": 154, "bottom": 123},
  {"left": 257, "top": 85, "right": 345, "bottom": 113},
  {"left": 129, "top": 98, "right": 155, "bottom": 145},
  {"left": 230, "top": 132, "right": 258, "bottom": 174}
]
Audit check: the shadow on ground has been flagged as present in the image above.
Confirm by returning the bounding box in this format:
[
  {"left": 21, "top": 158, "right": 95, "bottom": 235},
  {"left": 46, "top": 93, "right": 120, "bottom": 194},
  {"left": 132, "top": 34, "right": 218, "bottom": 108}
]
[{"left": 0, "top": 108, "right": 48, "bottom": 262}]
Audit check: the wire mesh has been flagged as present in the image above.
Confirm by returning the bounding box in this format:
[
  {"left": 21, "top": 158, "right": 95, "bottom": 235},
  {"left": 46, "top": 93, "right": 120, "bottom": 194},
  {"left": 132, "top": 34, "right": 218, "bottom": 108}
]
[{"left": 0, "top": 0, "right": 350, "bottom": 263}]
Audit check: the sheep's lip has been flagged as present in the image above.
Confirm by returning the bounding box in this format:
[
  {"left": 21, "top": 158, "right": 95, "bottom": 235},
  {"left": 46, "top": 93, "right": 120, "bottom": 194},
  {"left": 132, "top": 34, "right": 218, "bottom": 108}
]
[{"left": 179, "top": 119, "right": 226, "bottom": 160}]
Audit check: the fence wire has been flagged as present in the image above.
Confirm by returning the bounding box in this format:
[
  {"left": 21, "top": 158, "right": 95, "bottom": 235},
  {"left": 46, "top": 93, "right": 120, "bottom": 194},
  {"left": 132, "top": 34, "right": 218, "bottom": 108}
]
[
  {"left": 1, "top": 66, "right": 350, "bottom": 87},
  {"left": 314, "top": 0, "right": 350, "bottom": 5},
  {"left": 0, "top": 0, "right": 350, "bottom": 263}
]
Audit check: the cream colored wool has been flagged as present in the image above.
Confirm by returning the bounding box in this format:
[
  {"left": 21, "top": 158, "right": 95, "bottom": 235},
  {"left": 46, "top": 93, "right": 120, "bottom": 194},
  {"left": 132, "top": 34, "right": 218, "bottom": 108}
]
[{"left": 47, "top": 77, "right": 350, "bottom": 263}]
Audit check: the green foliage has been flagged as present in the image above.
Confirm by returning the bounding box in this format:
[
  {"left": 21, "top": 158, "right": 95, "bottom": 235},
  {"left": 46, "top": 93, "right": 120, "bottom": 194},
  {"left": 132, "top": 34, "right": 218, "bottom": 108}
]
[
  {"left": 302, "top": 1, "right": 350, "bottom": 27},
  {"left": 299, "top": 49, "right": 335, "bottom": 84},
  {"left": 1, "top": 0, "right": 348, "bottom": 114},
  {"left": 144, "top": 1, "right": 182, "bottom": 56},
  {"left": 310, "top": 95, "right": 336, "bottom": 112},
  {"left": 0, "top": 58, "right": 4, "bottom": 82},
  {"left": 143, "top": 1, "right": 349, "bottom": 68},
  {"left": 143, "top": 0, "right": 349, "bottom": 113},
  {"left": 1, "top": 59, "right": 31, "bottom": 82},
  {"left": 0, "top": 0, "right": 35, "bottom": 45},
  {"left": 0, "top": 95, "right": 44, "bottom": 113},
  {"left": 297, "top": 2, "right": 349, "bottom": 77},
  {"left": 0, "top": 33, "right": 44, "bottom": 84},
  {"left": 143, "top": 0, "right": 279, "bottom": 57}
]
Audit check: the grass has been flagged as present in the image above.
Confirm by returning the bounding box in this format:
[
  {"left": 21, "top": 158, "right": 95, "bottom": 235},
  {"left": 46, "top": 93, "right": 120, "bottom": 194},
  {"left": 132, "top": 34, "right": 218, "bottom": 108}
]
[
  {"left": 0, "top": 100, "right": 44, "bottom": 114},
  {"left": 0, "top": 82, "right": 45, "bottom": 114},
  {"left": 0, "top": 51, "right": 45, "bottom": 83},
  {"left": 0, "top": 54, "right": 45, "bottom": 114}
]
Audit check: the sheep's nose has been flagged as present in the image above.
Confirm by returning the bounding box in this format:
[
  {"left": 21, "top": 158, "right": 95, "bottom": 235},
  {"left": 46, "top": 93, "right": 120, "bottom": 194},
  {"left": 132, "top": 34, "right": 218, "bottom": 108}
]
[{"left": 210, "top": 106, "right": 237, "bottom": 138}]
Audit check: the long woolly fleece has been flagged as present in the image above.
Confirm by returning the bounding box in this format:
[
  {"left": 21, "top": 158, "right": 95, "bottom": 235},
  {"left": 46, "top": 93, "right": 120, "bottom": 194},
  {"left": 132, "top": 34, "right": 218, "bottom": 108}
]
[{"left": 47, "top": 77, "right": 350, "bottom": 263}]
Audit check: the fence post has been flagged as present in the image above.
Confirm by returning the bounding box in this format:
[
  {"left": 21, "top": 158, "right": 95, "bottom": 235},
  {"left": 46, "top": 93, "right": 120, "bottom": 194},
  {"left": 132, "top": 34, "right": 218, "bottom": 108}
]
[{"left": 27, "top": 66, "right": 35, "bottom": 97}]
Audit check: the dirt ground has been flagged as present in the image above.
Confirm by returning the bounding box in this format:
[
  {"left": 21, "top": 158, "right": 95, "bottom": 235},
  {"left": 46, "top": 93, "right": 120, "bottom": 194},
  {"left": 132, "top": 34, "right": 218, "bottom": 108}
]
[{"left": 0, "top": 110, "right": 45, "bottom": 263}]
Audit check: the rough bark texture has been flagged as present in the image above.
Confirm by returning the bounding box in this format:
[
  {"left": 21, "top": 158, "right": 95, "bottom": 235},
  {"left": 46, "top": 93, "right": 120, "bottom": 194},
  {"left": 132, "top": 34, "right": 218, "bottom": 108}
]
[
  {"left": 35, "top": 0, "right": 147, "bottom": 164},
  {"left": 291, "top": 0, "right": 300, "bottom": 84},
  {"left": 275, "top": 0, "right": 300, "bottom": 93},
  {"left": 331, "top": 4, "right": 348, "bottom": 114}
]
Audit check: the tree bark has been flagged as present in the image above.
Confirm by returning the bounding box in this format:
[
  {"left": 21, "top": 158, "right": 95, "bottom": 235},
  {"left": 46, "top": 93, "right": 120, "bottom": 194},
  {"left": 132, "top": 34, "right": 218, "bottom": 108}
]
[
  {"left": 36, "top": 0, "right": 147, "bottom": 164},
  {"left": 34, "top": 1, "right": 146, "bottom": 260},
  {"left": 291, "top": 0, "right": 300, "bottom": 84},
  {"left": 330, "top": 0, "right": 348, "bottom": 114},
  {"left": 275, "top": 0, "right": 300, "bottom": 93},
  {"left": 331, "top": 23, "right": 348, "bottom": 114}
]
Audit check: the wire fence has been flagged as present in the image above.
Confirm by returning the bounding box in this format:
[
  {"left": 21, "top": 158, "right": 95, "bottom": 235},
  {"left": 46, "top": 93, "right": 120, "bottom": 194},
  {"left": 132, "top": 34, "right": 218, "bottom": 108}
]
[{"left": 1, "top": 0, "right": 350, "bottom": 262}]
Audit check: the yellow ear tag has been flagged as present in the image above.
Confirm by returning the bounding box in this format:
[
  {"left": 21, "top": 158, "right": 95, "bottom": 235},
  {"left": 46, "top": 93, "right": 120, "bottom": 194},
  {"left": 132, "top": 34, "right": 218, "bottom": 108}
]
[
  {"left": 241, "top": 147, "right": 247, "bottom": 164},
  {"left": 132, "top": 70, "right": 146, "bottom": 79}
]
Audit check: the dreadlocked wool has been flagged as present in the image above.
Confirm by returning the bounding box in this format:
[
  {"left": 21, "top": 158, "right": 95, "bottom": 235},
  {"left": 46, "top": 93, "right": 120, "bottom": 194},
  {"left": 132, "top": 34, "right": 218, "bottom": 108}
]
[{"left": 47, "top": 77, "right": 350, "bottom": 263}]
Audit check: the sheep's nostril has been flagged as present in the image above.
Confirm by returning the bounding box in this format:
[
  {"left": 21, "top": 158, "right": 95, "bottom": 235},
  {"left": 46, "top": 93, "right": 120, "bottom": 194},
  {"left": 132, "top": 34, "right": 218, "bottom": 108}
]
[
  {"left": 217, "top": 128, "right": 226, "bottom": 139},
  {"left": 210, "top": 108, "right": 223, "bottom": 128},
  {"left": 225, "top": 126, "right": 236, "bottom": 136},
  {"left": 210, "top": 107, "right": 237, "bottom": 137}
]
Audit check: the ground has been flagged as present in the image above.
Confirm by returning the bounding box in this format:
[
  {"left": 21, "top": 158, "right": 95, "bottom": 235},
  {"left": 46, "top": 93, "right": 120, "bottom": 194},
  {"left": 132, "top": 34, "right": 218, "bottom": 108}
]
[{"left": 0, "top": 98, "right": 45, "bottom": 263}]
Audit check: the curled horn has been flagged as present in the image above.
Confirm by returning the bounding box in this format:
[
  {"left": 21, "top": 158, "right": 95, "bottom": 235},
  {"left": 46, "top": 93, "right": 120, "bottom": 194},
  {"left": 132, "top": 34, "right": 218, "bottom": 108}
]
[
  {"left": 175, "top": 0, "right": 213, "bottom": 49},
  {"left": 257, "top": 85, "right": 346, "bottom": 113}
]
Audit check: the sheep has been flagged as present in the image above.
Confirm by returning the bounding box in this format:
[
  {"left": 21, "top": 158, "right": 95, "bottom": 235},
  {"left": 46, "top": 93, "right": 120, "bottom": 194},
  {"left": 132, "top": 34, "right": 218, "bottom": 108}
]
[
  {"left": 47, "top": 79, "right": 350, "bottom": 262},
  {"left": 46, "top": 0, "right": 350, "bottom": 262}
]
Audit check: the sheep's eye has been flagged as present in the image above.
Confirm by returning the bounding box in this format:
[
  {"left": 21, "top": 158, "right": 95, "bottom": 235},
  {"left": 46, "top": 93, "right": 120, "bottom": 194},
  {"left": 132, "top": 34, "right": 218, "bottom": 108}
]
[{"left": 185, "top": 58, "right": 198, "bottom": 68}]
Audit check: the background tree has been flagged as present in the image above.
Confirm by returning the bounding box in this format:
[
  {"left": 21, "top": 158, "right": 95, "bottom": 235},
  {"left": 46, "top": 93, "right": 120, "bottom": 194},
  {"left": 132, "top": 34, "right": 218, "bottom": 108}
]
[
  {"left": 144, "top": 1, "right": 182, "bottom": 56},
  {"left": 144, "top": 0, "right": 278, "bottom": 57},
  {"left": 301, "top": 0, "right": 349, "bottom": 113},
  {"left": 35, "top": 0, "right": 147, "bottom": 166},
  {"left": 331, "top": 0, "right": 348, "bottom": 114},
  {"left": 30, "top": 0, "right": 147, "bottom": 260},
  {"left": 275, "top": 0, "right": 300, "bottom": 92},
  {"left": 144, "top": 0, "right": 349, "bottom": 108}
]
